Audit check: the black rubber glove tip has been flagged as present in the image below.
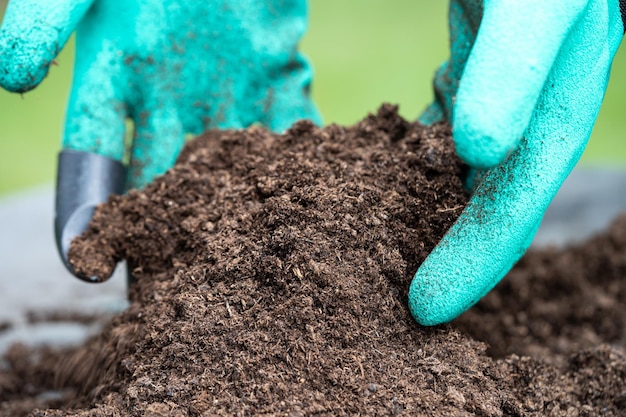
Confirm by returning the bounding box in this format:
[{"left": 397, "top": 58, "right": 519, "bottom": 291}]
[{"left": 55, "top": 149, "right": 126, "bottom": 283}]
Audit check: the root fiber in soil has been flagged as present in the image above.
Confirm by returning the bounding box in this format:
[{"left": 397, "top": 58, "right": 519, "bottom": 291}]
[{"left": 1, "top": 105, "right": 626, "bottom": 416}]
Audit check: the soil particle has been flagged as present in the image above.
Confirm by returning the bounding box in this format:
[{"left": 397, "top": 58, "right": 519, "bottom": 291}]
[
  {"left": 2, "top": 105, "right": 626, "bottom": 416},
  {"left": 25, "top": 311, "right": 106, "bottom": 327},
  {"left": 0, "top": 322, "right": 11, "bottom": 333}
]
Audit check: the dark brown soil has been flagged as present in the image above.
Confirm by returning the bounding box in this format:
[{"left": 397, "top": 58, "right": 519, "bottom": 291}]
[
  {"left": 25, "top": 311, "right": 107, "bottom": 327},
  {"left": 0, "top": 322, "right": 11, "bottom": 333},
  {"left": 2, "top": 105, "right": 626, "bottom": 416}
]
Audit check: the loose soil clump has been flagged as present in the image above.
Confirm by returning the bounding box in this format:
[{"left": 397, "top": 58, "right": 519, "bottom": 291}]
[{"left": 2, "top": 105, "right": 626, "bottom": 416}]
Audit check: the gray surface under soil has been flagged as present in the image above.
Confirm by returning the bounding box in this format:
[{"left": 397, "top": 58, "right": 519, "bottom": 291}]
[
  {"left": 0, "top": 168, "right": 625, "bottom": 353},
  {"left": 0, "top": 187, "right": 127, "bottom": 354}
]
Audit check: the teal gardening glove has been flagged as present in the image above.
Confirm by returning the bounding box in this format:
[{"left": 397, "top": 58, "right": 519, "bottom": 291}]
[
  {"left": 411, "top": 0, "right": 625, "bottom": 325},
  {"left": 0, "top": 0, "right": 320, "bottom": 281}
]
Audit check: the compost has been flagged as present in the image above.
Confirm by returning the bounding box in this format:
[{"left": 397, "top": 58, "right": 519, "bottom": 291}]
[{"left": 2, "top": 105, "right": 626, "bottom": 416}]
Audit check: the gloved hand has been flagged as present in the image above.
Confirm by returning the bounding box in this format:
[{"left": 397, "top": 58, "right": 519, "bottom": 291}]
[
  {"left": 410, "top": 0, "right": 624, "bottom": 325},
  {"left": 0, "top": 0, "right": 320, "bottom": 280}
]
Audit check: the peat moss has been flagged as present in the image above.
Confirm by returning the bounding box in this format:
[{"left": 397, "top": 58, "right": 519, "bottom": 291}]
[{"left": 2, "top": 105, "right": 626, "bottom": 416}]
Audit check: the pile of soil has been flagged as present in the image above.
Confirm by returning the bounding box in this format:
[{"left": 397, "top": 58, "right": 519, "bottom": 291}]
[{"left": 1, "top": 105, "right": 626, "bottom": 416}]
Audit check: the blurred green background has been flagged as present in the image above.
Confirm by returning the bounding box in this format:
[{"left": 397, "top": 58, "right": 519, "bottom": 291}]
[{"left": 1, "top": 1, "right": 625, "bottom": 196}]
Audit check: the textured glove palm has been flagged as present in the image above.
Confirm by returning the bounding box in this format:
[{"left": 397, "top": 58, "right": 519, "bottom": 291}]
[{"left": 411, "top": 0, "right": 625, "bottom": 325}]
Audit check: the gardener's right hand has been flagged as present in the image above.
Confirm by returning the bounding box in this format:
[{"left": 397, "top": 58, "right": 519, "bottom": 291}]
[{"left": 410, "top": 0, "right": 624, "bottom": 325}]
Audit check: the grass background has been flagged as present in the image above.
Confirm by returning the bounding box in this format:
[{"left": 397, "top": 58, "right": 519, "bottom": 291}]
[{"left": 1, "top": 1, "right": 625, "bottom": 195}]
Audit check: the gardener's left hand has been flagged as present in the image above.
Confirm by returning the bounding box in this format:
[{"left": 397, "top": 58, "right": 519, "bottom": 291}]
[
  {"left": 0, "top": 0, "right": 321, "bottom": 281},
  {"left": 0, "top": 0, "right": 320, "bottom": 189},
  {"left": 410, "top": 0, "right": 625, "bottom": 325}
]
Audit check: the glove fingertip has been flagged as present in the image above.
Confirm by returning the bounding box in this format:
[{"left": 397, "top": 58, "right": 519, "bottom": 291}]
[
  {"left": 408, "top": 272, "right": 470, "bottom": 326},
  {"left": 452, "top": 108, "right": 516, "bottom": 169},
  {"left": 0, "top": 29, "right": 57, "bottom": 92}
]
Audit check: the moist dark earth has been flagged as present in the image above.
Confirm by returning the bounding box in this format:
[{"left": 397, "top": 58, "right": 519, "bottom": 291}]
[{"left": 2, "top": 105, "right": 626, "bottom": 416}]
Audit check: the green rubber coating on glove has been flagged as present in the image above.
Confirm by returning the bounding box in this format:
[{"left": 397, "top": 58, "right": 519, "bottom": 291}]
[
  {"left": 0, "top": 0, "right": 94, "bottom": 93},
  {"left": 0, "top": 0, "right": 321, "bottom": 189},
  {"left": 412, "top": 0, "right": 624, "bottom": 326}
]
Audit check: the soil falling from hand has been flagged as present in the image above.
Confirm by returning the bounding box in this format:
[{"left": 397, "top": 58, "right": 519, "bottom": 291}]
[{"left": 2, "top": 105, "right": 626, "bottom": 416}]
